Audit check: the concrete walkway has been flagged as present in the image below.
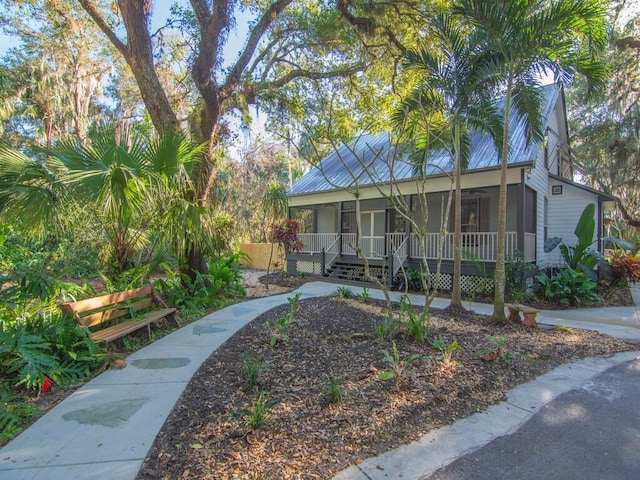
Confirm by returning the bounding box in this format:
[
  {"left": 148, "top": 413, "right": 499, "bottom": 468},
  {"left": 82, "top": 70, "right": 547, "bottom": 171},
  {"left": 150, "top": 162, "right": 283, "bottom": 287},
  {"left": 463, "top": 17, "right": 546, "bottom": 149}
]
[{"left": 1, "top": 282, "right": 639, "bottom": 480}]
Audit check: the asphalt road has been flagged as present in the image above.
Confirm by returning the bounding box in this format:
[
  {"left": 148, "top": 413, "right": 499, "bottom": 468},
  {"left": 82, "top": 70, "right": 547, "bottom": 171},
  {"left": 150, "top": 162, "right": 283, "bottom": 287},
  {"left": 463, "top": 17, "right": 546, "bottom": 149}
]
[{"left": 426, "top": 357, "right": 640, "bottom": 480}]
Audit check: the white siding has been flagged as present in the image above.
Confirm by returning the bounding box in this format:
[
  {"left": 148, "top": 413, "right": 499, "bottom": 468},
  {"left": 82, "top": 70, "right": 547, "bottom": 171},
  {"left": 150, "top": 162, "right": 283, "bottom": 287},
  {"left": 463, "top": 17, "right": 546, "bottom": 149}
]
[{"left": 541, "top": 180, "right": 599, "bottom": 266}]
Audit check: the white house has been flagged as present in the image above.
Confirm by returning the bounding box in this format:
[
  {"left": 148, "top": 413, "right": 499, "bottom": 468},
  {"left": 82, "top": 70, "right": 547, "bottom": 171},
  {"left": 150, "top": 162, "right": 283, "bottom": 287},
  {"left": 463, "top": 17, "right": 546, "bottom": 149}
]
[{"left": 285, "top": 83, "right": 615, "bottom": 290}]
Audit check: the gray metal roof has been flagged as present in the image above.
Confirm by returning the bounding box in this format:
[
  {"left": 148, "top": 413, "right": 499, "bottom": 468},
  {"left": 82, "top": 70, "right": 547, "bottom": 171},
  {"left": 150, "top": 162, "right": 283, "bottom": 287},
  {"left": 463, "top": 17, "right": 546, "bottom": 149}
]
[{"left": 289, "top": 83, "right": 560, "bottom": 196}]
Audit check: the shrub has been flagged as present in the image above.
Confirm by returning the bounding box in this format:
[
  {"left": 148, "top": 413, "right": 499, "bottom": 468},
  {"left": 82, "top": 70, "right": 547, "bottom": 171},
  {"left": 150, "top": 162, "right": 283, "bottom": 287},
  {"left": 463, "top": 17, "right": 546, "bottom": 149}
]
[
  {"left": 155, "top": 252, "right": 246, "bottom": 311},
  {"left": 535, "top": 268, "right": 601, "bottom": 306},
  {"left": 608, "top": 251, "right": 640, "bottom": 286},
  {"left": 0, "top": 312, "right": 104, "bottom": 391}
]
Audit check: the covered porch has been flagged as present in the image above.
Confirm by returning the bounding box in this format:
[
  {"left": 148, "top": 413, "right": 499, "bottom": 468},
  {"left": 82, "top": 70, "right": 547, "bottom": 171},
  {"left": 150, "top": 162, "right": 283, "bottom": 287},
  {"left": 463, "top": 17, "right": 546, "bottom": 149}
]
[{"left": 288, "top": 185, "right": 537, "bottom": 281}]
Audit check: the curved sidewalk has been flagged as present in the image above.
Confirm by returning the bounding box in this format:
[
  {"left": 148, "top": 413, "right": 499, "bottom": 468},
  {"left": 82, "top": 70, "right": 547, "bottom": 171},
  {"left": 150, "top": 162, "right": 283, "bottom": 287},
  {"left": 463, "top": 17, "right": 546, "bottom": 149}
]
[{"left": 1, "top": 282, "right": 639, "bottom": 480}]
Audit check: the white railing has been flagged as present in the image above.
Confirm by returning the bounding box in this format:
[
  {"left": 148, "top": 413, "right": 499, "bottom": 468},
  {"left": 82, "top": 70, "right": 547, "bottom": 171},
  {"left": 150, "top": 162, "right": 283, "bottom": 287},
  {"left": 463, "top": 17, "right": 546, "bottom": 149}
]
[
  {"left": 324, "top": 235, "right": 341, "bottom": 274},
  {"left": 342, "top": 233, "right": 357, "bottom": 256},
  {"left": 410, "top": 232, "right": 520, "bottom": 262},
  {"left": 361, "top": 236, "right": 386, "bottom": 258},
  {"left": 298, "top": 232, "right": 533, "bottom": 263},
  {"left": 388, "top": 234, "right": 409, "bottom": 275},
  {"left": 298, "top": 233, "right": 339, "bottom": 254}
]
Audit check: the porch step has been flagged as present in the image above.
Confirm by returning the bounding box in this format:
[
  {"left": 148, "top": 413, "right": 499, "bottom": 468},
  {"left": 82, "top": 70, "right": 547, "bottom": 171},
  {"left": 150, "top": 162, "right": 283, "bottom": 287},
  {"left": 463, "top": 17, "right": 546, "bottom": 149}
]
[{"left": 327, "top": 261, "right": 387, "bottom": 284}]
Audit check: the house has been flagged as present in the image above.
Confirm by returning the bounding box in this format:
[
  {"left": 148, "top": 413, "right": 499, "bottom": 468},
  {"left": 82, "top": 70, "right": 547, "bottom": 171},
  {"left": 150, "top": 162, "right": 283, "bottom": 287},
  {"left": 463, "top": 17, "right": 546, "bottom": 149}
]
[{"left": 286, "top": 83, "right": 615, "bottom": 291}]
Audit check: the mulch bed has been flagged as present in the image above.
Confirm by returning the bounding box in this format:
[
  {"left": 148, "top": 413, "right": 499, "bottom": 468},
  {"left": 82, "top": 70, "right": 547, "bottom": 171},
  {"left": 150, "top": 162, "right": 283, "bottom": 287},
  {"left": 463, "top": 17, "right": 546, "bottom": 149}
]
[{"left": 137, "top": 296, "right": 636, "bottom": 480}]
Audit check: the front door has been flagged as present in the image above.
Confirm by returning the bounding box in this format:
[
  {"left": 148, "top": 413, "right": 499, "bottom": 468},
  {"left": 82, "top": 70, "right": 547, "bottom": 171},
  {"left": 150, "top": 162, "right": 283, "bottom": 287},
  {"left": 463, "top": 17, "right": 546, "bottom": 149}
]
[{"left": 361, "top": 211, "right": 385, "bottom": 258}]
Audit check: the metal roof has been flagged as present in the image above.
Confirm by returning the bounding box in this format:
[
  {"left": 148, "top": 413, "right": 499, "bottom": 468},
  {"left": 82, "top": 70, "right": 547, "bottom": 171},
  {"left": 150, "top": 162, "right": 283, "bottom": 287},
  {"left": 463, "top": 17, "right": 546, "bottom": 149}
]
[{"left": 289, "top": 83, "right": 560, "bottom": 196}]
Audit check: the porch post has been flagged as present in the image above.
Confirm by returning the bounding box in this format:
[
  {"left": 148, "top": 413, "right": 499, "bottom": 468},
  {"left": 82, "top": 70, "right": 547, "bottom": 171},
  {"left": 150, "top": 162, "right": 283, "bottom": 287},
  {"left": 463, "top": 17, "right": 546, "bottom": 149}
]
[
  {"left": 338, "top": 202, "right": 343, "bottom": 254},
  {"left": 387, "top": 254, "right": 394, "bottom": 288},
  {"left": 321, "top": 249, "right": 327, "bottom": 276},
  {"left": 517, "top": 169, "right": 526, "bottom": 257}
]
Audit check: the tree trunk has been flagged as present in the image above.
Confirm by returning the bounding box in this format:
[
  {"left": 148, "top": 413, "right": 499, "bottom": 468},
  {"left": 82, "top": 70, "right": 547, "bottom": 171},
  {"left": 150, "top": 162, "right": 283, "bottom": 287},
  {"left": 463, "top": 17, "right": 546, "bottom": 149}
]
[
  {"left": 492, "top": 77, "right": 513, "bottom": 322},
  {"left": 118, "top": 0, "right": 178, "bottom": 133},
  {"left": 450, "top": 122, "right": 463, "bottom": 309}
]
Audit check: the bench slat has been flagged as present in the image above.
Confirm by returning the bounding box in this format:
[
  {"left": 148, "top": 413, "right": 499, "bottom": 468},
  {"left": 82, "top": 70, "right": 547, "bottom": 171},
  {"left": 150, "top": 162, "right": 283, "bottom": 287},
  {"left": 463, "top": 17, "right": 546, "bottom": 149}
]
[
  {"left": 90, "top": 308, "right": 176, "bottom": 343},
  {"left": 61, "top": 285, "right": 154, "bottom": 314},
  {"left": 80, "top": 297, "right": 155, "bottom": 328}
]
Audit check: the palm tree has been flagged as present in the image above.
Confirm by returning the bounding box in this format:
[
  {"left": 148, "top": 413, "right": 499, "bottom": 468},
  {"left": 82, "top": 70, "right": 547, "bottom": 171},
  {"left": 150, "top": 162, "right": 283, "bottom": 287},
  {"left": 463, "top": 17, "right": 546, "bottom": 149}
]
[
  {"left": 1, "top": 127, "right": 209, "bottom": 277},
  {"left": 395, "top": 15, "right": 502, "bottom": 309},
  {"left": 454, "top": 0, "right": 608, "bottom": 320}
]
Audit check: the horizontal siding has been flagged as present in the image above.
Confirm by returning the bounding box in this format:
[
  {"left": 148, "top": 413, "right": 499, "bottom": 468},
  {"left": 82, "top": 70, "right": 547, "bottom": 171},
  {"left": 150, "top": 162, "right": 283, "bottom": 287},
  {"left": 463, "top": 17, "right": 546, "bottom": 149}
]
[{"left": 542, "top": 179, "right": 599, "bottom": 266}]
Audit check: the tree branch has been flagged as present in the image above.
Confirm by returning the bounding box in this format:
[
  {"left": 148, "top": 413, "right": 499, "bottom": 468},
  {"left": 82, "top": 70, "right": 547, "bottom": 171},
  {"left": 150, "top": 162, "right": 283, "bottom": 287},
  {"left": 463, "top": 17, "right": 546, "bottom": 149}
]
[
  {"left": 260, "top": 63, "right": 367, "bottom": 90},
  {"left": 221, "top": 0, "right": 294, "bottom": 99},
  {"left": 76, "top": 0, "right": 127, "bottom": 57}
]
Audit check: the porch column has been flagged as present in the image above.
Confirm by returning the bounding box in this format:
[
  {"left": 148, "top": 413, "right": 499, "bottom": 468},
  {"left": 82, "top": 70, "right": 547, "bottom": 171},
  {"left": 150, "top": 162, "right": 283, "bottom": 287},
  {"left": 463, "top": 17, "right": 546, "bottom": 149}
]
[
  {"left": 338, "top": 202, "right": 343, "bottom": 254},
  {"left": 517, "top": 169, "right": 526, "bottom": 256}
]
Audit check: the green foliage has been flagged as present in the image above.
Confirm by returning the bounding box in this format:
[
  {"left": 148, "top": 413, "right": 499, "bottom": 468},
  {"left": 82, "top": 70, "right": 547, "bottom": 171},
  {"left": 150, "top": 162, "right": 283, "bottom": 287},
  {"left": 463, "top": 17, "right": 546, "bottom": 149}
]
[
  {"left": 333, "top": 286, "right": 356, "bottom": 299},
  {"left": 155, "top": 252, "right": 246, "bottom": 312},
  {"left": 266, "top": 315, "right": 292, "bottom": 347},
  {"left": 245, "top": 393, "right": 275, "bottom": 431},
  {"left": 399, "top": 295, "right": 429, "bottom": 342},
  {"left": 505, "top": 250, "right": 537, "bottom": 301},
  {"left": 0, "top": 386, "right": 40, "bottom": 445},
  {"left": 479, "top": 335, "right": 511, "bottom": 364},
  {"left": 322, "top": 373, "right": 347, "bottom": 405},
  {"left": 535, "top": 268, "right": 601, "bottom": 306},
  {"left": 0, "top": 313, "right": 104, "bottom": 391},
  {"left": 396, "top": 266, "right": 426, "bottom": 291},
  {"left": 358, "top": 287, "right": 370, "bottom": 302},
  {"left": 286, "top": 292, "right": 302, "bottom": 320},
  {"left": 379, "top": 340, "right": 418, "bottom": 392},
  {"left": 241, "top": 352, "right": 263, "bottom": 392},
  {"left": 431, "top": 335, "right": 460, "bottom": 369},
  {"left": 544, "top": 204, "right": 601, "bottom": 280}
]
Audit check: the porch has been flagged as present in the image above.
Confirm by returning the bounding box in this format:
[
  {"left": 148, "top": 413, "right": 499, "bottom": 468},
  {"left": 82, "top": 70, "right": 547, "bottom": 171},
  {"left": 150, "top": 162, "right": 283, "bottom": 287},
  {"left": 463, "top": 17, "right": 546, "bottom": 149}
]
[{"left": 293, "top": 231, "right": 536, "bottom": 279}]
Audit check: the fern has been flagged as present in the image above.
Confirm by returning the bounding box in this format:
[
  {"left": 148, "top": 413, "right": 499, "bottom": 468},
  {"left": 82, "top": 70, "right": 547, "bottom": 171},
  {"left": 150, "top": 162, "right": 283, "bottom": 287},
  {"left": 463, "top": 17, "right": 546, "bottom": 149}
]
[
  {"left": 0, "top": 327, "right": 59, "bottom": 389},
  {"left": 0, "top": 387, "right": 40, "bottom": 444}
]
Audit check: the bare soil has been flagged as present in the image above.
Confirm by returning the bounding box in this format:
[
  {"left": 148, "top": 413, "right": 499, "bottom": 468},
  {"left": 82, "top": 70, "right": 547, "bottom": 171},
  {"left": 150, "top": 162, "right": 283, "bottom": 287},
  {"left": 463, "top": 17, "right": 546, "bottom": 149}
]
[{"left": 137, "top": 288, "right": 636, "bottom": 480}]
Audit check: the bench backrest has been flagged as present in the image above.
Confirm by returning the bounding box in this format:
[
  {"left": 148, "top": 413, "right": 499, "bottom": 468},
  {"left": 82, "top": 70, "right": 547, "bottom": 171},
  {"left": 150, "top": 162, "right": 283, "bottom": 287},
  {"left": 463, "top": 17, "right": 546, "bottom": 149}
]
[{"left": 60, "top": 285, "right": 158, "bottom": 328}]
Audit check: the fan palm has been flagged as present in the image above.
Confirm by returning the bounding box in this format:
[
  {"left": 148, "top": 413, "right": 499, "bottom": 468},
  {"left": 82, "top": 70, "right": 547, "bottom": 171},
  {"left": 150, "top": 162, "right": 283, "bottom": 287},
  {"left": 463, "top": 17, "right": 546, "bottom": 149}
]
[
  {"left": 454, "top": 0, "right": 608, "bottom": 320},
  {"left": 395, "top": 15, "right": 502, "bottom": 308}
]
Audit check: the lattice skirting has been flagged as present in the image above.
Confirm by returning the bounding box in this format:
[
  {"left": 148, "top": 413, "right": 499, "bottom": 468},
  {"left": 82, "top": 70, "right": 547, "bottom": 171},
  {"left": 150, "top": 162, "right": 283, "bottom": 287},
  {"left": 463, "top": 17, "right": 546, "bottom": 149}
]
[
  {"left": 296, "top": 260, "right": 324, "bottom": 275},
  {"left": 427, "top": 273, "right": 494, "bottom": 294}
]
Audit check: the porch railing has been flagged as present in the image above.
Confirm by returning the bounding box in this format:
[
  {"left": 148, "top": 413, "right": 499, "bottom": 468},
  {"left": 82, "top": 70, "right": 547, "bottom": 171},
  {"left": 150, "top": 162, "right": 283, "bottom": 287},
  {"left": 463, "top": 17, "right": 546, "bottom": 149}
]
[
  {"left": 410, "top": 232, "right": 519, "bottom": 262},
  {"left": 388, "top": 234, "right": 409, "bottom": 276},
  {"left": 298, "top": 233, "right": 338, "bottom": 254},
  {"left": 323, "top": 235, "right": 341, "bottom": 274},
  {"left": 298, "top": 232, "right": 531, "bottom": 263},
  {"left": 342, "top": 233, "right": 358, "bottom": 256}
]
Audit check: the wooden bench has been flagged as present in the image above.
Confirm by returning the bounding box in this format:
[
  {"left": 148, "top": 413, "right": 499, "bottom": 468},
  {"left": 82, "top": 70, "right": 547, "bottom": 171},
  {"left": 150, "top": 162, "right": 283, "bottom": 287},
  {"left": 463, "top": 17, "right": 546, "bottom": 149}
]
[
  {"left": 504, "top": 303, "right": 538, "bottom": 328},
  {"left": 60, "top": 285, "right": 179, "bottom": 344}
]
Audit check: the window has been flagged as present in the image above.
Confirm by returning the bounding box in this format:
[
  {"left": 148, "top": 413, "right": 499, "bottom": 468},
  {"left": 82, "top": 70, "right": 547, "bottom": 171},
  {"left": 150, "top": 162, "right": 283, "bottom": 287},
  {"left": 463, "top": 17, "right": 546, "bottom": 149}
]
[{"left": 461, "top": 198, "right": 479, "bottom": 232}]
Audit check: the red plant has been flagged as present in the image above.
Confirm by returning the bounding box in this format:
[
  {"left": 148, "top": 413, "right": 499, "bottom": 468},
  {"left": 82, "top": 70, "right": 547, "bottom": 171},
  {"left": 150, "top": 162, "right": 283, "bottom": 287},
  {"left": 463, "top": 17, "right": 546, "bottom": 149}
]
[
  {"left": 272, "top": 220, "right": 303, "bottom": 254},
  {"left": 609, "top": 251, "right": 640, "bottom": 285}
]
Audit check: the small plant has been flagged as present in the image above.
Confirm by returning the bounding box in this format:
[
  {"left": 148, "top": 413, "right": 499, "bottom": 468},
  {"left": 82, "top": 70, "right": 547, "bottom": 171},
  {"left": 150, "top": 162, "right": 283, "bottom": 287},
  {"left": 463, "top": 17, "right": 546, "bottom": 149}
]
[
  {"left": 431, "top": 335, "right": 460, "bottom": 370},
  {"left": 322, "top": 373, "right": 347, "bottom": 404},
  {"left": 358, "top": 287, "right": 370, "bottom": 302},
  {"left": 399, "top": 295, "right": 428, "bottom": 342},
  {"left": 378, "top": 341, "right": 418, "bottom": 391},
  {"left": 479, "top": 335, "right": 511, "bottom": 364},
  {"left": 333, "top": 286, "right": 356, "bottom": 299},
  {"left": 286, "top": 293, "right": 302, "bottom": 320},
  {"left": 266, "top": 315, "right": 291, "bottom": 347},
  {"left": 241, "top": 352, "right": 263, "bottom": 392},
  {"left": 245, "top": 392, "right": 274, "bottom": 430}
]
